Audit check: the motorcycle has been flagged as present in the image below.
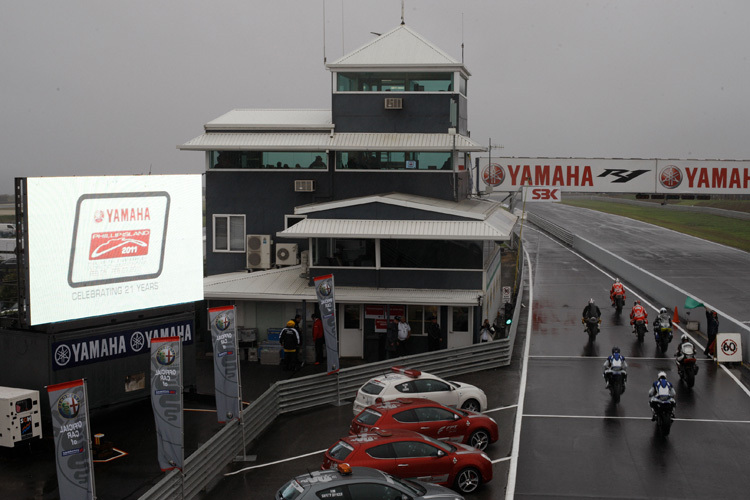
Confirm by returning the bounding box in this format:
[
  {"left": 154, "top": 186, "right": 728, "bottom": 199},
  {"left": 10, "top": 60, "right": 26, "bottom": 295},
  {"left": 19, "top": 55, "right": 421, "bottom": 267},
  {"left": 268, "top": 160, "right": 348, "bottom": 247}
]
[
  {"left": 633, "top": 318, "right": 647, "bottom": 343},
  {"left": 584, "top": 316, "right": 600, "bottom": 342},
  {"left": 654, "top": 320, "right": 673, "bottom": 354},
  {"left": 607, "top": 368, "right": 626, "bottom": 404},
  {"left": 613, "top": 293, "right": 625, "bottom": 315},
  {"left": 652, "top": 397, "right": 675, "bottom": 436},
  {"left": 676, "top": 345, "right": 699, "bottom": 388}
]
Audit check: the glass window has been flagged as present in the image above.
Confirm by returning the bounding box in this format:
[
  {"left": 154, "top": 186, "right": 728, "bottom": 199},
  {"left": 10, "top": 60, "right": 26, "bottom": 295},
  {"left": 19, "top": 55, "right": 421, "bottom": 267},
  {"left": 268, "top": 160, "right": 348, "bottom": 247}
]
[
  {"left": 328, "top": 441, "right": 354, "bottom": 461},
  {"left": 459, "top": 76, "right": 467, "bottom": 95},
  {"left": 366, "top": 443, "right": 395, "bottom": 459},
  {"left": 380, "top": 240, "right": 482, "bottom": 269},
  {"left": 315, "top": 486, "right": 345, "bottom": 499},
  {"left": 336, "top": 151, "right": 451, "bottom": 171},
  {"left": 412, "top": 379, "right": 452, "bottom": 393},
  {"left": 210, "top": 151, "right": 327, "bottom": 169},
  {"left": 313, "top": 238, "right": 375, "bottom": 267},
  {"left": 394, "top": 381, "right": 416, "bottom": 394},
  {"left": 213, "top": 215, "right": 245, "bottom": 252},
  {"left": 360, "top": 382, "right": 385, "bottom": 396},
  {"left": 337, "top": 72, "right": 453, "bottom": 92},
  {"left": 414, "top": 407, "right": 455, "bottom": 422},
  {"left": 392, "top": 440, "right": 441, "bottom": 458},
  {"left": 346, "top": 483, "right": 405, "bottom": 499},
  {"left": 392, "top": 409, "right": 419, "bottom": 423},
  {"left": 344, "top": 305, "right": 360, "bottom": 329},
  {"left": 356, "top": 409, "right": 382, "bottom": 426},
  {"left": 452, "top": 307, "right": 469, "bottom": 333}
]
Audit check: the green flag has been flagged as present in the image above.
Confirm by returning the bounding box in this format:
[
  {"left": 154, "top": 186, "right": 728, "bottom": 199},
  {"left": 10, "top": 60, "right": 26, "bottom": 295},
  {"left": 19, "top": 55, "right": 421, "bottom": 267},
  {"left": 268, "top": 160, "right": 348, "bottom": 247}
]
[{"left": 685, "top": 296, "right": 704, "bottom": 309}]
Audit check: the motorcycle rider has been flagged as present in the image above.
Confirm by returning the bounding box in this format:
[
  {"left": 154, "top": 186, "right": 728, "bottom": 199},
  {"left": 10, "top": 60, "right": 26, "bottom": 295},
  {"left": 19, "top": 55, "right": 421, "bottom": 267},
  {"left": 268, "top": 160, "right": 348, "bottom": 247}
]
[
  {"left": 648, "top": 371, "right": 676, "bottom": 420},
  {"left": 610, "top": 278, "right": 626, "bottom": 307},
  {"left": 603, "top": 346, "right": 628, "bottom": 389},
  {"left": 653, "top": 307, "right": 673, "bottom": 342},
  {"left": 675, "top": 334, "right": 696, "bottom": 363},
  {"left": 582, "top": 298, "right": 601, "bottom": 333},
  {"left": 630, "top": 300, "right": 648, "bottom": 333}
]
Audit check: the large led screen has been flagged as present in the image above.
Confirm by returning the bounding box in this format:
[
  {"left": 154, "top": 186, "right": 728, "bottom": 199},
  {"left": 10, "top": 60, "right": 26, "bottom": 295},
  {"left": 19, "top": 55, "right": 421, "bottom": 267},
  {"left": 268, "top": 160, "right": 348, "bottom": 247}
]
[{"left": 26, "top": 175, "right": 204, "bottom": 325}]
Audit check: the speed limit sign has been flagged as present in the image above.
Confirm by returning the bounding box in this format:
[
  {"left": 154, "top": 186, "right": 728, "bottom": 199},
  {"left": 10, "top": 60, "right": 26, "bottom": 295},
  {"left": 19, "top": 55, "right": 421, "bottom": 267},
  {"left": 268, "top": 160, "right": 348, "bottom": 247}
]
[{"left": 716, "top": 333, "right": 743, "bottom": 363}]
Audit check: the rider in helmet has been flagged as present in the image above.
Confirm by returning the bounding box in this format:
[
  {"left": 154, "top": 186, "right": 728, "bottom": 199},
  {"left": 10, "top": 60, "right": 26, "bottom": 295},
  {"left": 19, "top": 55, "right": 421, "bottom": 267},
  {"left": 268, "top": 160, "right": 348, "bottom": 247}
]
[
  {"left": 582, "top": 298, "right": 602, "bottom": 333},
  {"left": 653, "top": 307, "right": 673, "bottom": 342},
  {"left": 630, "top": 300, "right": 648, "bottom": 332},
  {"left": 675, "top": 334, "right": 696, "bottom": 364},
  {"left": 610, "top": 278, "right": 626, "bottom": 307},
  {"left": 648, "top": 371, "right": 676, "bottom": 420},
  {"left": 603, "top": 346, "right": 628, "bottom": 389}
]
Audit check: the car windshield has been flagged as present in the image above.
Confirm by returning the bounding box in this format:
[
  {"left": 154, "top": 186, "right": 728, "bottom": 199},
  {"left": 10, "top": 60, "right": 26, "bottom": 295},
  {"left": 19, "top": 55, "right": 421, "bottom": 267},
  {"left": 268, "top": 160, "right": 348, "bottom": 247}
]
[
  {"left": 277, "top": 479, "right": 304, "bottom": 500},
  {"left": 356, "top": 409, "right": 381, "bottom": 426},
  {"left": 384, "top": 472, "right": 427, "bottom": 495},
  {"left": 422, "top": 434, "right": 455, "bottom": 453},
  {"left": 361, "top": 382, "right": 384, "bottom": 396},
  {"left": 328, "top": 441, "right": 354, "bottom": 461}
]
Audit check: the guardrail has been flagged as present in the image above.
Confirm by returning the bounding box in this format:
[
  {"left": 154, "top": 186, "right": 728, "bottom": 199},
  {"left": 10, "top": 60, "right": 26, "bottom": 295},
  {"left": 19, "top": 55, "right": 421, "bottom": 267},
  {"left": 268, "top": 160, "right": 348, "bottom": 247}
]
[
  {"left": 140, "top": 324, "right": 517, "bottom": 499},
  {"left": 525, "top": 211, "right": 574, "bottom": 246}
]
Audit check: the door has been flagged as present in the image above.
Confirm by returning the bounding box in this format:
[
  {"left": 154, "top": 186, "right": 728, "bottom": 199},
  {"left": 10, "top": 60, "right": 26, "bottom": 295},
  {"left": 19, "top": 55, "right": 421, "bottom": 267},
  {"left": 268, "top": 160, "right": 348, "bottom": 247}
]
[
  {"left": 447, "top": 306, "right": 472, "bottom": 348},
  {"left": 340, "top": 304, "right": 363, "bottom": 358}
]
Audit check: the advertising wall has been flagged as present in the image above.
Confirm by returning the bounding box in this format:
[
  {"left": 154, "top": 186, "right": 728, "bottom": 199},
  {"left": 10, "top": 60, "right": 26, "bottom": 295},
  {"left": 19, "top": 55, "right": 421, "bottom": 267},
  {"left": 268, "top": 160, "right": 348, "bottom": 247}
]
[
  {"left": 476, "top": 157, "right": 750, "bottom": 194},
  {"left": 26, "top": 175, "right": 203, "bottom": 325}
]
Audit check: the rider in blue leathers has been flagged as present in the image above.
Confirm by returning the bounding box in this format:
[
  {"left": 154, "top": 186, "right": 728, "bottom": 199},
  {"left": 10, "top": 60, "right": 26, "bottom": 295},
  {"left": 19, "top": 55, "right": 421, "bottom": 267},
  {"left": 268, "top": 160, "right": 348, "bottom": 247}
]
[
  {"left": 648, "top": 371, "right": 676, "bottom": 420},
  {"left": 603, "top": 346, "right": 628, "bottom": 389}
]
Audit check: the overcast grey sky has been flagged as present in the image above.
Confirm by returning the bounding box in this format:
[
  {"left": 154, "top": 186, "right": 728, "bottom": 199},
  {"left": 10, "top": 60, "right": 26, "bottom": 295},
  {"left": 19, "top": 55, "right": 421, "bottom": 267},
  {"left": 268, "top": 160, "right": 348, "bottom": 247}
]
[{"left": 2, "top": 0, "right": 749, "bottom": 192}]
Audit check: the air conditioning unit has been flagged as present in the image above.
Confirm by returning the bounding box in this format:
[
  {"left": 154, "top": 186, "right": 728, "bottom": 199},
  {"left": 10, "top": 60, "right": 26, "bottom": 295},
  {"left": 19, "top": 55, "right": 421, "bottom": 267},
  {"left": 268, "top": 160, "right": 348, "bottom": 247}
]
[
  {"left": 275, "top": 243, "right": 298, "bottom": 266},
  {"left": 384, "top": 97, "right": 403, "bottom": 109},
  {"left": 294, "top": 180, "right": 316, "bottom": 192},
  {"left": 246, "top": 234, "right": 272, "bottom": 270}
]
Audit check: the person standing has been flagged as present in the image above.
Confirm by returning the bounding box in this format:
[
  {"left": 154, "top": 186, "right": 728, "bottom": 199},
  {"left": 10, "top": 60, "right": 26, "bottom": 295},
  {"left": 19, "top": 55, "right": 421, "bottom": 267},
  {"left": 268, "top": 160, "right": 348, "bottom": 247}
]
[
  {"left": 426, "top": 314, "right": 442, "bottom": 351},
  {"left": 279, "top": 320, "right": 301, "bottom": 371},
  {"left": 705, "top": 307, "right": 719, "bottom": 357},
  {"left": 479, "top": 319, "right": 496, "bottom": 342},
  {"left": 397, "top": 316, "right": 411, "bottom": 357},
  {"left": 385, "top": 316, "right": 400, "bottom": 360},
  {"left": 312, "top": 313, "right": 324, "bottom": 365}
]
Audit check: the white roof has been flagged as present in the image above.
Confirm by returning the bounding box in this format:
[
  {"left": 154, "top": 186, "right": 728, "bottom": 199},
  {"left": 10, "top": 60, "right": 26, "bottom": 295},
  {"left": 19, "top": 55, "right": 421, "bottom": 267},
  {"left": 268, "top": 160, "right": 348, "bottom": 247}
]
[
  {"left": 278, "top": 218, "right": 512, "bottom": 240},
  {"left": 205, "top": 109, "right": 333, "bottom": 131},
  {"left": 327, "top": 24, "right": 470, "bottom": 77},
  {"left": 204, "top": 266, "right": 481, "bottom": 305},
  {"left": 179, "top": 132, "right": 484, "bottom": 152}
]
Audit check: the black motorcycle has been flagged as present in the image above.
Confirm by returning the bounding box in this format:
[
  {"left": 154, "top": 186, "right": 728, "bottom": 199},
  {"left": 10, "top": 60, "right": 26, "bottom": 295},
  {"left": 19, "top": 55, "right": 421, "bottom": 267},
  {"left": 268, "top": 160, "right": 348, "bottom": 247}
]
[
  {"left": 608, "top": 369, "right": 626, "bottom": 404},
  {"left": 613, "top": 293, "right": 625, "bottom": 315},
  {"left": 654, "top": 320, "right": 672, "bottom": 354},
  {"left": 676, "top": 348, "right": 699, "bottom": 388},
  {"left": 585, "top": 316, "right": 600, "bottom": 342},
  {"left": 652, "top": 397, "right": 675, "bottom": 436},
  {"left": 633, "top": 318, "right": 647, "bottom": 343}
]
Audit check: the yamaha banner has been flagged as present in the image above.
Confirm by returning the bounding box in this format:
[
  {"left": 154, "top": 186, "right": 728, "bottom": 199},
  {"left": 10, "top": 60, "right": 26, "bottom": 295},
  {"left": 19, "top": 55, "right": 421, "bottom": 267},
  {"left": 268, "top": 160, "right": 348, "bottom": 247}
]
[
  {"left": 209, "top": 305, "right": 241, "bottom": 423},
  {"left": 150, "top": 336, "right": 183, "bottom": 471},
  {"left": 47, "top": 379, "right": 95, "bottom": 500},
  {"left": 314, "top": 274, "right": 339, "bottom": 373}
]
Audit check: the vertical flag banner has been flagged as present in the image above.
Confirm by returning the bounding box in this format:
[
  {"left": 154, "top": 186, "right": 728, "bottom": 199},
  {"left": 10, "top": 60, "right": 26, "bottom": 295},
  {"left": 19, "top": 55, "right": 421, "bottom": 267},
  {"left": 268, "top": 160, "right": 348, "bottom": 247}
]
[
  {"left": 47, "top": 379, "right": 95, "bottom": 500},
  {"left": 209, "top": 305, "right": 241, "bottom": 423},
  {"left": 314, "top": 274, "right": 339, "bottom": 373},
  {"left": 150, "top": 336, "right": 183, "bottom": 471}
]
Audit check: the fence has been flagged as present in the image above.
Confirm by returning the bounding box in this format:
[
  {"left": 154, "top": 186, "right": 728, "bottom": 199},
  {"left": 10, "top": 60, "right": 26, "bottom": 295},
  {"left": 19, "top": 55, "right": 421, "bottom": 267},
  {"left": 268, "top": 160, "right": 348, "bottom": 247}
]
[{"left": 138, "top": 250, "right": 527, "bottom": 499}]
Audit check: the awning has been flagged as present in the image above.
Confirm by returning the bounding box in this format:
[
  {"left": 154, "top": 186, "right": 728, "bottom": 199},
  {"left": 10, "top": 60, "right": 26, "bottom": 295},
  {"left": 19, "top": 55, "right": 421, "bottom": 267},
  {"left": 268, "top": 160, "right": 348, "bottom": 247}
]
[
  {"left": 277, "top": 218, "right": 513, "bottom": 240},
  {"left": 179, "top": 132, "right": 484, "bottom": 152},
  {"left": 203, "top": 266, "right": 481, "bottom": 306}
]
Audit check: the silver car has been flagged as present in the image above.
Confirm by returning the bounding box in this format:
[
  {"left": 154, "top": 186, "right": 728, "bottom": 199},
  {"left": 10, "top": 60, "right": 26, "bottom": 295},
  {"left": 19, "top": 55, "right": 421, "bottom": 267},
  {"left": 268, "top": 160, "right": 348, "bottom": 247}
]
[{"left": 276, "top": 464, "right": 464, "bottom": 500}]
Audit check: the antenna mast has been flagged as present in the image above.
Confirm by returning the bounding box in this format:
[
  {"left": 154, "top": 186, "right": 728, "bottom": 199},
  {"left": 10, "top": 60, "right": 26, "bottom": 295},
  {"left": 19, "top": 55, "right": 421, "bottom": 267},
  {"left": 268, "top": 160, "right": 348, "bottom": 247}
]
[
  {"left": 322, "top": 0, "right": 327, "bottom": 64},
  {"left": 401, "top": 0, "right": 405, "bottom": 24},
  {"left": 461, "top": 13, "right": 464, "bottom": 63}
]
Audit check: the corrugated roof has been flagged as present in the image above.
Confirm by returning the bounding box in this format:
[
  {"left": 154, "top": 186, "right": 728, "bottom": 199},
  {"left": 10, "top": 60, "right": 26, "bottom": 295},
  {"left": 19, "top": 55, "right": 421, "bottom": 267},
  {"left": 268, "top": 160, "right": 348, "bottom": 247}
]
[
  {"left": 179, "top": 132, "right": 483, "bottom": 152},
  {"left": 278, "top": 218, "right": 513, "bottom": 240},
  {"left": 205, "top": 109, "right": 332, "bottom": 130},
  {"left": 327, "top": 25, "right": 469, "bottom": 77},
  {"left": 204, "top": 266, "right": 481, "bottom": 305}
]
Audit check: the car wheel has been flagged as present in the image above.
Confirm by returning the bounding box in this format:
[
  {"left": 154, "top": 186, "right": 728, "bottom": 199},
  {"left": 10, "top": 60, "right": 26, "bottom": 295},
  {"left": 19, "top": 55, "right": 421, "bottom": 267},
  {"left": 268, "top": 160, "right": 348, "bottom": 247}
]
[
  {"left": 461, "top": 398, "right": 480, "bottom": 412},
  {"left": 469, "top": 429, "right": 490, "bottom": 450},
  {"left": 455, "top": 467, "right": 481, "bottom": 494}
]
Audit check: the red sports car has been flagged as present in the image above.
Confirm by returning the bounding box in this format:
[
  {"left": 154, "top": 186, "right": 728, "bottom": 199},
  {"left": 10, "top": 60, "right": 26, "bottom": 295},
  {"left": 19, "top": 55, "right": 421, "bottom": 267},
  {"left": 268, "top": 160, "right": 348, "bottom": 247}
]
[
  {"left": 322, "top": 428, "right": 493, "bottom": 494},
  {"left": 350, "top": 397, "right": 499, "bottom": 451}
]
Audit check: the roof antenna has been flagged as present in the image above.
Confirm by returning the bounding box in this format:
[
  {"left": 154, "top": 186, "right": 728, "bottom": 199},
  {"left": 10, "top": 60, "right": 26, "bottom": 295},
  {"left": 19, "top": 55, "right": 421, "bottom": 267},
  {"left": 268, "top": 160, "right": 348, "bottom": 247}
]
[
  {"left": 341, "top": 0, "right": 345, "bottom": 56},
  {"left": 461, "top": 12, "right": 464, "bottom": 64},
  {"left": 401, "top": 0, "right": 405, "bottom": 24},
  {"left": 322, "top": 0, "right": 327, "bottom": 64}
]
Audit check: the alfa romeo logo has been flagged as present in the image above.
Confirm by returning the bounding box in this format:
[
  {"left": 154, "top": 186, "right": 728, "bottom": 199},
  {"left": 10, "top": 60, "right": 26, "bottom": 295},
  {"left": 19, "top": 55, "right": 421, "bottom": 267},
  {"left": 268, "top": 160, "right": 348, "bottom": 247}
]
[
  {"left": 57, "top": 393, "right": 81, "bottom": 419},
  {"left": 215, "top": 312, "right": 231, "bottom": 331},
  {"left": 318, "top": 281, "right": 332, "bottom": 297},
  {"left": 482, "top": 163, "right": 505, "bottom": 186},
  {"left": 156, "top": 345, "right": 176, "bottom": 365},
  {"left": 659, "top": 165, "right": 683, "bottom": 189}
]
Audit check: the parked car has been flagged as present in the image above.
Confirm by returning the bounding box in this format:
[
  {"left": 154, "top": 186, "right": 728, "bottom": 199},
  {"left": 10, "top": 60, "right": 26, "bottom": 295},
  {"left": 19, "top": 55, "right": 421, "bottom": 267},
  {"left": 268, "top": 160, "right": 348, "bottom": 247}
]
[
  {"left": 350, "top": 397, "right": 498, "bottom": 451},
  {"left": 322, "top": 428, "right": 492, "bottom": 494},
  {"left": 277, "top": 464, "right": 464, "bottom": 500},
  {"left": 352, "top": 366, "right": 488, "bottom": 416}
]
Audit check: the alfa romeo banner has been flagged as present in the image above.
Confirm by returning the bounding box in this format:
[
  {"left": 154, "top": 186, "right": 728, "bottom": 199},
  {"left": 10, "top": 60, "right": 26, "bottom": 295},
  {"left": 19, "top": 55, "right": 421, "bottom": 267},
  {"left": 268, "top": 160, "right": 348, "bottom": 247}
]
[
  {"left": 209, "top": 305, "right": 241, "bottom": 423},
  {"left": 314, "top": 274, "right": 339, "bottom": 373},
  {"left": 47, "top": 379, "right": 95, "bottom": 500},
  {"left": 150, "top": 336, "right": 183, "bottom": 471}
]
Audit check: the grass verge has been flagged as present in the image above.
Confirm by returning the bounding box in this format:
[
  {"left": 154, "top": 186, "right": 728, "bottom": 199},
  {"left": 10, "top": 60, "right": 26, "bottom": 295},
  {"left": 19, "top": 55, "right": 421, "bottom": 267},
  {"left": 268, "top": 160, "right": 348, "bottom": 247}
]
[{"left": 562, "top": 199, "right": 750, "bottom": 253}]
